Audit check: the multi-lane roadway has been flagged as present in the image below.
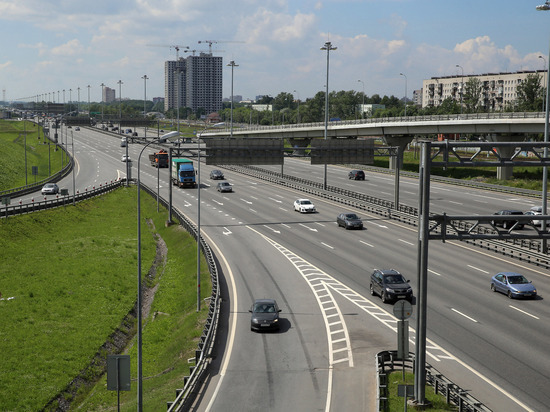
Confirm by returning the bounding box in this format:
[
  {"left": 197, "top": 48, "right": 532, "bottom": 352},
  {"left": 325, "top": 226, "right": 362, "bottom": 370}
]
[{"left": 35, "top": 126, "right": 550, "bottom": 411}]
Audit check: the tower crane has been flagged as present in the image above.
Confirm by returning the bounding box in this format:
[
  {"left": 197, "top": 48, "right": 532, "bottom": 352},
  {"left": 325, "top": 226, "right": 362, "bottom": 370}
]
[
  {"left": 146, "top": 44, "right": 189, "bottom": 59},
  {"left": 198, "top": 40, "right": 245, "bottom": 54},
  {"left": 184, "top": 48, "right": 225, "bottom": 56}
]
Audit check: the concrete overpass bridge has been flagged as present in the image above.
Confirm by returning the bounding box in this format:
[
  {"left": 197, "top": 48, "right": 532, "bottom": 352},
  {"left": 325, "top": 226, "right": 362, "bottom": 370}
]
[{"left": 203, "top": 111, "right": 548, "bottom": 179}]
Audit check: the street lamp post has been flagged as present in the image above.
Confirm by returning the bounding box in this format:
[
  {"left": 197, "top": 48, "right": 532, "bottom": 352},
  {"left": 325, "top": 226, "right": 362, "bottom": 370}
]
[
  {"left": 135, "top": 136, "right": 168, "bottom": 410},
  {"left": 456, "top": 64, "right": 464, "bottom": 114},
  {"left": 399, "top": 73, "right": 407, "bottom": 117},
  {"left": 117, "top": 80, "right": 123, "bottom": 134},
  {"left": 87, "top": 85, "right": 90, "bottom": 114},
  {"left": 321, "top": 41, "right": 337, "bottom": 190},
  {"left": 227, "top": 61, "right": 238, "bottom": 137},
  {"left": 537, "top": 0, "right": 550, "bottom": 253},
  {"left": 142, "top": 75, "right": 149, "bottom": 139},
  {"left": 293, "top": 89, "right": 300, "bottom": 123},
  {"left": 100, "top": 83, "right": 105, "bottom": 122},
  {"left": 196, "top": 122, "right": 225, "bottom": 312},
  {"left": 539, "top": 55, "right": 547, "bottom": 113},
  {"left": 357, "top": 80, "right": 365, "bottom": 119},
  {"left": 69, "top": 89, "right": 72, "bottom": 113}
]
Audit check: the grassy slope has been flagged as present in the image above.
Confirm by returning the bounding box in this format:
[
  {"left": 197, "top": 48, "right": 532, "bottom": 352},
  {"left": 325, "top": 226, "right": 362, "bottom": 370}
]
[
  {"left": 0, "top": 120, "right": 66, "bottom": 190},
  {"left": 0, "top": 187, "right": 211, "bottom": 410}
]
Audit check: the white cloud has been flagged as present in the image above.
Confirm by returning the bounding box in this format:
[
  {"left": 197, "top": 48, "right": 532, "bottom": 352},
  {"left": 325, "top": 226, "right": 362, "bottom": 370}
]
[{"left": 51, "top": 39, "right": 82, "bottom": 56}]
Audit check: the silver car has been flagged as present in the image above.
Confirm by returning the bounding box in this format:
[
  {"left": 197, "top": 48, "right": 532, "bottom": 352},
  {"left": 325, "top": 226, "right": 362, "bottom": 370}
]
[
  {"left": 41, "top": 183, "right": 59, "bottom": 195},
  {"left": 216, "top": 181, "right": 233, "bottom": 192}
]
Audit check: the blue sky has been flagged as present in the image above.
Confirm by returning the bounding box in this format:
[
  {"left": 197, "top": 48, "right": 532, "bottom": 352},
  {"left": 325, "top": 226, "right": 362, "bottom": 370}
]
[{"left": 1, "top": 0, "right": 550, "bottom": 104}]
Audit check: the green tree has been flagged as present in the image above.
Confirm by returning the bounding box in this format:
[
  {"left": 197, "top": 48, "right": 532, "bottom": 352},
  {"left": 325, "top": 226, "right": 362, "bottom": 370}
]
[
  {"left": 463, "top": 77, "right": 483, "bottom": 113},
  {"left": 516, "top": 73, "right": 545, "bottom": 111}
]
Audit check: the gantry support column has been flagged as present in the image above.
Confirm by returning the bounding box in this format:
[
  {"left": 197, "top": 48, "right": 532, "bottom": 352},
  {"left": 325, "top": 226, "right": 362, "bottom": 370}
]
[
  {"left": 288, "top": 137, "right": 313, "bottom": 156},
  {"left": 485, "top": 133, "right": 529, "bottom": 180},
  {"left": 382, "top": 135, "right": 414, "bottom": 170}
]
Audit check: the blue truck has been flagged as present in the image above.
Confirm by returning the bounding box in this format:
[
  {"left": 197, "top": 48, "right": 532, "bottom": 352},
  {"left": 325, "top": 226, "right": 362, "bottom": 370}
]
[{"left": 171, "top": 158, "right": 196, "bottom": 188}]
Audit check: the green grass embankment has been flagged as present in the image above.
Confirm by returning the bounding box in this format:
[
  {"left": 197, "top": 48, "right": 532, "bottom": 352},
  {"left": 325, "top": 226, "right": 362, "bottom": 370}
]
[
  {"left": 0, "top": 119, "right": 66, "bottom": 190},
  {"left": 0, "top": 186, "right": 211, "bottom": 410}
]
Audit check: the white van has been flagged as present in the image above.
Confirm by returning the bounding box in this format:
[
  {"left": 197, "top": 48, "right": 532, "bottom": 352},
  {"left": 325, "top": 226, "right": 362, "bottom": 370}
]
[{"left": 120, "top": 137, "right": 127, "bottom": 147}]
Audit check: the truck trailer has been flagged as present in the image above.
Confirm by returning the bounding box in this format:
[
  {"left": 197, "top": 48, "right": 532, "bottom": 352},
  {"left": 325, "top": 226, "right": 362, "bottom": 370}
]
[{"left": 171, "top": 158, "right": 196, "bottom": 187}]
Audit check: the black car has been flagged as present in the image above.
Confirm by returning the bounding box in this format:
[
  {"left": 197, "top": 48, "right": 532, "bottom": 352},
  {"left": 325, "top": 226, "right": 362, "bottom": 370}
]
[
  {"left": 337, "top": 213, "right": 363, "bottom": 230},
  {"left": 370, "top": 269, "right": 413, "bottom": 303},
  {"left": 348, "top": 170, "right": 365, "bottom": 180},
  {"left": 210, "top": 169, "right": 225, "bottom": 180},
  {"left": 492, "top": 210, "right": 524, "bottom": 230},
  {"left": 249, "top": 299, "right": 281, "bottom": 331}
]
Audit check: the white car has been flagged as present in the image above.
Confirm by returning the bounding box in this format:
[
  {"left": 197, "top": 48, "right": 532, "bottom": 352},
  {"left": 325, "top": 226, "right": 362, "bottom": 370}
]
[
  {"left": 294, "top": 199, "right": 316, "bottom": 213},
  {"left": 121, "top": 155, "right": 131, "bottom": 162},
  {"left": 526, "top": 206, "right": 544, "bottom": 226}
]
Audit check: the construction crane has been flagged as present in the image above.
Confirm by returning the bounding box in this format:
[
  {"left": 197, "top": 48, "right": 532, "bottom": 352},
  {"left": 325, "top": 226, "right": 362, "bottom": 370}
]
[
  {"left": 184, "top": 48, "right": 225, "bottom": 56},
  {"left": 146, "top": 44, "right": 189, "bottom": 59},
  {"left": 198, "top": 40, "right": 245, "bottom": 54}
]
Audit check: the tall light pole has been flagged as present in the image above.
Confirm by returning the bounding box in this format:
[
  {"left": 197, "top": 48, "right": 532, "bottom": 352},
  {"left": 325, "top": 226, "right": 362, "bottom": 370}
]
[
  {"left": 537, "top": 0, "right": 550, "bottom": 253},
  {"left": 456, "top": 64, "right": 464, "bottom": 114},
  {"left": 174, "top": 69, "right": 180, "bottom": 136},
  {"left": 77, "top": 87, "right": 80, "bottom": 114},
  {"left": 321, "top": 41, "right": 337, "bottom": 190},
  {"left": 136, "top": 136, "right": 167, "bottom": 411},
  {"left": 100, "top": 83, "right": 105, "bottom": 122},
  {"left": 87, "top": 85, "right": 90, "bottom": 114},
  {"left": 399, "top": 73, "right": 407, "bottom": 117},
  {"left": 539, "top": 55, "right": 547, "bottom": 113},
  {"left": 357, "top": 80, "right": 365, "bottom": 119},
  {"left": 117, "top": 80, "right": 123, "bottom": 134},
  {"left": 293, "top": 89, "right": 300, "bottom": 123},
  {"left": 142, "top": 75, "right": 148, "bottom": 139},
  {"left": 227, "top": 61, "right": 238, "bottom": 137},
  {"left": 69, "top": 88, "right": 72, "bottom": 113},
  {"left": 196, "top": 122, "right": 225, "bottom": 312}
]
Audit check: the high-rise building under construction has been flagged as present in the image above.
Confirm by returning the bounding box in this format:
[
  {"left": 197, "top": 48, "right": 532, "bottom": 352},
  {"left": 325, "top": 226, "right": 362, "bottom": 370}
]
[{"left": 164, "top": 52, "right": 223, "bottom": 115}]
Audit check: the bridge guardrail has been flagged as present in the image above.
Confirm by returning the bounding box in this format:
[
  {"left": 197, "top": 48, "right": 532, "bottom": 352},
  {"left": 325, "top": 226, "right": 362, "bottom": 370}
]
[
  {"left": 217, "top": 111, "right": 547, "bottom": 134},
  {"left": 376, "top": 351, "right": 492, "bottom": 412}
]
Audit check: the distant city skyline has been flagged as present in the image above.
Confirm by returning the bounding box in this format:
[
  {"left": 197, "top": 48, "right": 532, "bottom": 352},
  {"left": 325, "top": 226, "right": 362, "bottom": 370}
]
[{"left": 1, "top": 1, "right": 549, "bottom": 104}]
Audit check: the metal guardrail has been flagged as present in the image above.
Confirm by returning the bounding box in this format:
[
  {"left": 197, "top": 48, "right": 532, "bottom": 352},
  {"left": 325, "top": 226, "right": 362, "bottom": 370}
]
[
  {"left": 0, "top": 178, "right": 123, "bottom": 217},
  {"left": 376, "top": 351, "right": 492, "bottom": 412},
  {"left": 211, "top": 111, "right": 547, "bottom": 134},
  {"left": 0, "top": 146, "right": 73, "bottom": 198},
  {"left": 144, "top": 186, "right": 221, "bottom": 412}
]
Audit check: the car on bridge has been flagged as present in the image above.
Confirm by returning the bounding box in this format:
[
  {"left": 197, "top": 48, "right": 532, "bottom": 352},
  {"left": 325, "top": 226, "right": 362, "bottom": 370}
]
[
  {"left": 294, "top": 199, "right": 316, "bottom": 213},
  {"left": 249, "top": 299, "right": 281, "bottom": 331},
  {"left": 370, "top": 269, "right": 413, "bottom": 303},
  {"left": 337, "top": 213, "right": 363, "bottom": 229}
]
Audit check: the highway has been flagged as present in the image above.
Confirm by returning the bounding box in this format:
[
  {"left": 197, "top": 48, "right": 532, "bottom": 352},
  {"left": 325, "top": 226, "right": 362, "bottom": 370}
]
[{"left": 36, "top": 125, "right": 550, "bottom": 411}]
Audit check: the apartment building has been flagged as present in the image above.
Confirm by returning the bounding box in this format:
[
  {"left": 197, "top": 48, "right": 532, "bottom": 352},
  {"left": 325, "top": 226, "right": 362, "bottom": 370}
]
[
  {"left": 164, "top": 52, "right": 223, "bottom": 115},
  {"left": 422, "top": 70, "right": 548, "bottom": 111},
  {"left": 103, "top": 86, "right": 116, "bottom": 103}
]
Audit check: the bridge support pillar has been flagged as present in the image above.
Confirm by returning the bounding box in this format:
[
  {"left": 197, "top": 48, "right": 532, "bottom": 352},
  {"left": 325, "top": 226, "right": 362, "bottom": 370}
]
[
  {"left": 288, "top": 137, "right": 313, "bottom": 156},
  {"left": 485, "top": 133, "right": 528, "bottom": 180},
  {"left": 381, "top": 135, "right": 414, "bottom": 170}
]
